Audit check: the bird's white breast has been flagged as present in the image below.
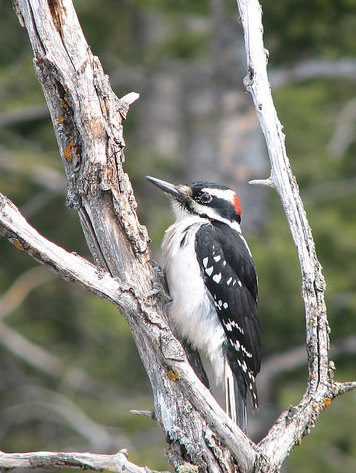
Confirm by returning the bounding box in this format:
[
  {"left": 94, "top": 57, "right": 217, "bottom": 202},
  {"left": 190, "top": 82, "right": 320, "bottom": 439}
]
[{"left": 162, "top": 216, "right": 225, "bottom": 383}]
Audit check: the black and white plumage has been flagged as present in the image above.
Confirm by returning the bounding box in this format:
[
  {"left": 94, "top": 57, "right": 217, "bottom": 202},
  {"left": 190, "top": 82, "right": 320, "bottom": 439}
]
[{"left": 146, "top": 176, "right": 261, "bottom": 432}]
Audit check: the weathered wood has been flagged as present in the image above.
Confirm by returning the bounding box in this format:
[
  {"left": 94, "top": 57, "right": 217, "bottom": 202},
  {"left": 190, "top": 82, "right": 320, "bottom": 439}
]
[
  {"left": 0, "top": 450, "right": 168, "bottom": 473},
  {"left": 0, "top": 1, "right": 354, "bottom": 473},
  {"left": 7, "top": 1, "right": 256, "bottom": 472},
  {"left": 236, "top": 0, "right": 356, "bottom": 471}
]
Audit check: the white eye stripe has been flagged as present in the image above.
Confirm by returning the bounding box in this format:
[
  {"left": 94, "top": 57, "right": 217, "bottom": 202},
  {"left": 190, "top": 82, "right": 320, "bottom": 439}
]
[{"left": 201, "top": 188, "right": 236, "bottom": 201}]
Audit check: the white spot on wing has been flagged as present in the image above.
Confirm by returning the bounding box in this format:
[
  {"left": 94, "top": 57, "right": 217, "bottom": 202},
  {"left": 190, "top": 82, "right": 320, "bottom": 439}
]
[
  {"left": 225, "top": 321, "right": 233, "bottom": 331},
  {"left": 202, "top": 257, "right": 209, "bottom": 268},
  {"left": 205, "top": 266, "right": 213, "bottom": 276},
  {"left": 223, "top": 302, "right": 228, "bottom": 309},
  {"left": 212, "top": 273, "right": 222, "bottom": 283},
  {"left": 213, "top": 255, "right": 221, "bottom": 262},
  {"left": 225, "top": 319, "right": 245, "bottom": 334},
  {"left": 241, "top": 345, "right": 253, "bottom": 358}
]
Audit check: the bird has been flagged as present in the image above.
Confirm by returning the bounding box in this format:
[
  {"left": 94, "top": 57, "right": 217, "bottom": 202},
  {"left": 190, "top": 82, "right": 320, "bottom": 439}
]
[{"left": 146, "top": 175, "right": 261, "bottom": 433}]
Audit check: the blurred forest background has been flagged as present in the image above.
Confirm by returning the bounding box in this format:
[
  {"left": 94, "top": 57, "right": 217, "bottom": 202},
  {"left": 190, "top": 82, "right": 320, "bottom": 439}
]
[{"left": 1, "top": 0, "right": 356, "bottom": 472}]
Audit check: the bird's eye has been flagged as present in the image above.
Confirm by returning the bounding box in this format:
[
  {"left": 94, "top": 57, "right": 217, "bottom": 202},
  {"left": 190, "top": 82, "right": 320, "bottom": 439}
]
[{"left": 199, "top": 193, "right": 212, "bottom": 204}]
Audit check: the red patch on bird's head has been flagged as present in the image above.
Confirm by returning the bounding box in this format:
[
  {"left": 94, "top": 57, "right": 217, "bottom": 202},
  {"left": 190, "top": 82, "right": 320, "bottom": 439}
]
[{"left": 232, "top": 195, "right": 241, "bottom": 215}]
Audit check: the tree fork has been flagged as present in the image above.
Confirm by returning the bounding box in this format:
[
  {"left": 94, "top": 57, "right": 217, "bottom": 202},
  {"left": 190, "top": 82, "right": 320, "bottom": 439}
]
[
  {"left": 9, "top": 1, "right": 253, "bottom": 472},
  {"left": 0, "top": 1, "right": 354, "bottom": 473}
]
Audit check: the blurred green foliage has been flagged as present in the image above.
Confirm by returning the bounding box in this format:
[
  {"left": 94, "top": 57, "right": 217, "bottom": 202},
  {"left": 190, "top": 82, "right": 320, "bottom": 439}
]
[
  {"left": 0, "top": 0, "right": 356, "bottom": 472},
  {"left": 263, "top": 0, "right": 356, "bottom": 63}
]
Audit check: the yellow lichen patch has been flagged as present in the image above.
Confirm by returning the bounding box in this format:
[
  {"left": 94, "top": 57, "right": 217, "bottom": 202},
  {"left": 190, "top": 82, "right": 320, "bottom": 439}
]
[
  {"left": 12, "top": 239, "right": 23, "bottom": 249},
  {"left": 63, "top": 146, "right": 73, "bottom": 162},
  {"left": 313, "top": 403, "right": 319, "bottom": 410},
  {"left": 56, "top": 114, "right": 66, "bottom": 125},
  {"left": 322, "top": 398, "right": 332, "bottom": 410},
  {"left": 63, "top": 140, "right": 77, "bottom": 162},
  {"left": 167, "top": 369, "right": 180, "bottom": 381}
]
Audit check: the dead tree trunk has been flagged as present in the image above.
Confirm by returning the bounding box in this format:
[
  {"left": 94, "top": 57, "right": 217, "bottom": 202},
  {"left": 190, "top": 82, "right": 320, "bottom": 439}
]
[{"left": 0, "top": 1, "right": 355, "bottom": 472}]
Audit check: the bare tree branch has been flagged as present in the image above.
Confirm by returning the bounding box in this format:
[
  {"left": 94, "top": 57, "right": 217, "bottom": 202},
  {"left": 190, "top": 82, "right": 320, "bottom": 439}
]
[
  {"left": 0, "top": 450, "right": 167, "bottom": 473},
  {"left": 0, "top": 194, "right": 128, "bottom": 308},
  {"left": 0, "top": 170, "right": 255, "bottom": 472},
  {"left": 236, "top": 0, "right": 356, "bottom": 470},
  {"left": 1, "top": 1, "right": 353, "bottom": 472},
  {"left": 7, "top": 2, "right": 263, "bottom": 472}
]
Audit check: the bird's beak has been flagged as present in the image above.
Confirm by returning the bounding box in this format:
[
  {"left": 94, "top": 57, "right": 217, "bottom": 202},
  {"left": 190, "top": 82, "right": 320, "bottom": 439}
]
[{"left": 146, "top": 176, "right": 192, "bottom": 203}]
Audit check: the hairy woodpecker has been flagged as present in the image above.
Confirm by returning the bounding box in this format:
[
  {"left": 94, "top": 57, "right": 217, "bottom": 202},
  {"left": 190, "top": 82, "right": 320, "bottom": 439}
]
[{"left": 146, "top": 176, "right": 261, "bottom": 432}]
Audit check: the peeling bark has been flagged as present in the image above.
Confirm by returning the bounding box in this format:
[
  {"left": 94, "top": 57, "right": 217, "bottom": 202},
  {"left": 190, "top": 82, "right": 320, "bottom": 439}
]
[{"left": 0, "top": 1, "right": 354, "bottom": 473}]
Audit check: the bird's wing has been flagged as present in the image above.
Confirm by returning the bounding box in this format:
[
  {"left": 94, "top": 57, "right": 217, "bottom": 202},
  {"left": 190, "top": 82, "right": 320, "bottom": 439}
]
[{"left": 195, "top": 221, "right": 261, "bottom": 407}]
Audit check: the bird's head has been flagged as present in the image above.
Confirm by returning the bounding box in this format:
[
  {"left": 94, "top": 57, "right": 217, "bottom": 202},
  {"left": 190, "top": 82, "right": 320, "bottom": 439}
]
[{"left": 146, "top": 176, "right": 241, "bottom": 224}]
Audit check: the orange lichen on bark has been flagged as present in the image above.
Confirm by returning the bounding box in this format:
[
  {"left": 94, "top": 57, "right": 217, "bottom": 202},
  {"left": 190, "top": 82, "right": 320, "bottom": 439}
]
[
  {"left": 12, "top": 239, "right": 23, "bottom": 249},
  {"left": 322, "top": 398, "right": 332, "bottom": 410},
  {"left": 63, "top": 146, "right": 72, "bottom": 161},
  {"left": 63, "top": 140, "right": 77, "bottom": 162},
  {"left": 56, "top": 114, "right": 66, "bottom": 125},
  {"left": 167, "top": 369, "right": 180, "bottom": 381}
]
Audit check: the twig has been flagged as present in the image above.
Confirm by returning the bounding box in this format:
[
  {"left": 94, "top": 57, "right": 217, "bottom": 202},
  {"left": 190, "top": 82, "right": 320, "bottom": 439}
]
[
  {"left": 0, "top": 450, "right": 167, "bottom": 473},
  {"left": 130, "top": 410, "right": 155, "bottom": 418}
]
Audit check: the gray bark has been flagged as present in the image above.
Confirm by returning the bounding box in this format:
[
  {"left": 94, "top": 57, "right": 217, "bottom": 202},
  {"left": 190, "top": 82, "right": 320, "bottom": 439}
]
[
  {"left": 8, "top": 1, "right": 253, "bottom": 472},
  {"left": 0, "top": 1, "right": 354, "bottom": 473}
]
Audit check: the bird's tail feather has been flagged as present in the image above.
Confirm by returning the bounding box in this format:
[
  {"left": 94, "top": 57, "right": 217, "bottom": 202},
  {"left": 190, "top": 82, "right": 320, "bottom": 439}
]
[{"left": 224, "top": 361, "right": 247, "bottom": 433}]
